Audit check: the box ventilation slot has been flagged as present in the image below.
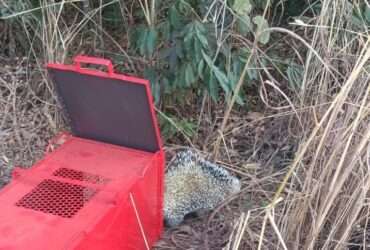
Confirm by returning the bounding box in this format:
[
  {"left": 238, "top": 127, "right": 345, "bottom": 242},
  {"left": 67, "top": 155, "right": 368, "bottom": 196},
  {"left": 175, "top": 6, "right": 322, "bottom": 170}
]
[
  {"left": 15, "top": 179, "right": 97, "bottom": 218},
  {"left": 53, "top": 168, "right": 110, "bottom": 184}
]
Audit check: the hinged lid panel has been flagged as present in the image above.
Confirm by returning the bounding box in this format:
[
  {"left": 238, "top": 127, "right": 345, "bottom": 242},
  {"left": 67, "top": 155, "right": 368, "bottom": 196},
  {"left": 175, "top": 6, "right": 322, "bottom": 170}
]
[{"left": 47, "top": 55, "right": 162, "bottom": 153}]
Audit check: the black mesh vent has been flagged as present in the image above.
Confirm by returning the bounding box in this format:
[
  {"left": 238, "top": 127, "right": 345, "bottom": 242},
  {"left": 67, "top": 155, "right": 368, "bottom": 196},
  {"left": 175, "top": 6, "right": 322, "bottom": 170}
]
[
  {"left": 15, "top": 179, "right": 97, "bottom": 218},
  {"left": 53, "top": 168, "right": 110, "bottom": 184}
]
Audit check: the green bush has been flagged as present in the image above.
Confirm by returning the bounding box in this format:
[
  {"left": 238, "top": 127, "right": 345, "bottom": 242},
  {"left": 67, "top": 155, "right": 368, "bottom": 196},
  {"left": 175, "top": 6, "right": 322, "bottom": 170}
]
[
  {"left": 128, "top": 0, "right": 273, "bottom": 105},
  {"left": 0, "top": 0, "right": 326, "bottom": 106}
]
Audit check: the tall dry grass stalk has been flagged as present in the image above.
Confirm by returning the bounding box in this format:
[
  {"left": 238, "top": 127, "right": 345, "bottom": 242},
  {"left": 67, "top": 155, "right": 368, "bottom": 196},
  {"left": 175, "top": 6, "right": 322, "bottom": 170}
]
[
  {"left": 230, "top": 0, "right": 370, "bottom": 249},
  {"left": 269, "top": 1, "right": 370, "bottom": 249}
]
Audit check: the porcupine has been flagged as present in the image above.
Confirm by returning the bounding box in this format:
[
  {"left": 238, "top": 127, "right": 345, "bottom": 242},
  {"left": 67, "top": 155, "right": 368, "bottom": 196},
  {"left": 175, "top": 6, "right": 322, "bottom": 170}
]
[{"left": 164, "top": 149, "right": 241, "bottom": 227}]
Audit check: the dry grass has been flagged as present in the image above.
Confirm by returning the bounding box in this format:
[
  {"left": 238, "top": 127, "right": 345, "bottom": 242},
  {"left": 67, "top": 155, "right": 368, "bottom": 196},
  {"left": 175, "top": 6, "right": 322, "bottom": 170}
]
[
  {"left": 222, "top": 1, "right": 370, "bottom": 249},
  {"left": 0, "top": 57, "right": 61, "bottom": 187}
]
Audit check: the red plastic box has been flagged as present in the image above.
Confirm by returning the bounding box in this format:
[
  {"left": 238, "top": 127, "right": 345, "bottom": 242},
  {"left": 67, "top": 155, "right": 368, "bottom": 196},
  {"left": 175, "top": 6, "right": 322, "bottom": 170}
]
[{"left": 0, "top": 56, "right": 164, "bottom": 250}]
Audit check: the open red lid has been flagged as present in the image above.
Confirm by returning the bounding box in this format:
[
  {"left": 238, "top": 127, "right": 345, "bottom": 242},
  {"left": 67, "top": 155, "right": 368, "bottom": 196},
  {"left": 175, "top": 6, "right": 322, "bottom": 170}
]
[{"left": 47, "top": 55, "right": 162, "bottom": 153}]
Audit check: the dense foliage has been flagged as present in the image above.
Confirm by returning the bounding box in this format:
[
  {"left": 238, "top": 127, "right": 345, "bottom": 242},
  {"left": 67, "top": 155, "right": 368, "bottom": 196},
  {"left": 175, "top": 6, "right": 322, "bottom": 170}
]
[
  {"left": 0, "top": 0, "right": 307, "bottom": 105},
  {"left": 1, "top": 0, "right": 369, "bottom": 141}
]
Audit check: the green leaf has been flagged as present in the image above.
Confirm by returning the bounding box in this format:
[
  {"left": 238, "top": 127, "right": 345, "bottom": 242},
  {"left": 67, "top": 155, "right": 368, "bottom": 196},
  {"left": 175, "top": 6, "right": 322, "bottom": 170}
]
[
  {"left": 169, "top": 6, "right": 181, "bottom": 28},
  {"left": 365, "top": 5, "right": 370, "bottom": 23},
  {"left": 195, "top": 21, "right": 206, "bottom": 33},
  {"left": 202, "top": 51, "right": 230, "bottom": 94},
  {"left": 146, "top": 28, "right": 158, "bottom": 57},
  {"left": 193, "top": 38, "right": 203, "bottom": 63},
  {"left": 196, "top": 30, "right": 208, "bottom": 48},
  {"left": 162, "top": 77, "right": 171, "bottom": 94},
  {"left": 184, "top": 25, "right": 195, "bottom": 53},
  {"left": 287, "top": 63, "right": 304, "bottom": 89},
  {"left": 198, "top": 60, "right": 205, "bottom": 78},
  {"left": 175, "top": 40, "right": 184, "bottom": 59},
  {"left": 351, "top": 14, "right": 364, "bottom": 28},
  {"left": 228, "top": 72, "right": 245, "bottom": 106},
  {"left": 205, "top": 69, "right": 219, "bottom": 101},
  {"left": 182, "top": 121, "right": 196, "bottom": 138},
  {"left": 237, "top": 15, "right": 252, "bottom": 36},
  {"left": 185, "top": 63, "right": 196, "bottom": 86},
  {"left": 253, "top": 15, "right": 270, "bottom": 44},
  {"left": 152, "top": 81, "right": 161, "bottom": 104},
  {"left": 158, "top": 113, "right": 196, "bottom": 141},
  {"left": 159, "top": 20, "right": 171, "bottom": 40},
  {"left": 137, "top": 29, "right": 148, "bottom": 55},
  {"left": 178, "top": 64, "right": 187, "bottom": 88},
  {"left": 184, "top": 23, "right": 195, "bottom": 43},
  {"left": 144, "top": 67, "right": 160, "bottom": 103},
  {"left": 232, "top": 0, "right": 252, "bottom": 15},
  {"left": 234, "top": 92, "right": 244, "bottom": 105},
  {"left": 221, "top": 44, "right": 231, "bottom": 59}
]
